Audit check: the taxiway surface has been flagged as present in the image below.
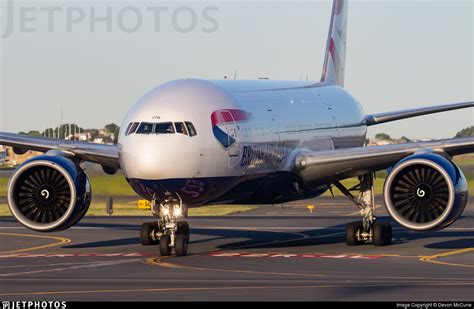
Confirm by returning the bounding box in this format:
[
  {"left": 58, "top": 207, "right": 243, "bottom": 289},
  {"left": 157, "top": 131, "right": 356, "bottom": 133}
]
[{"left": 0, "top": 197, "right": 473, "bottom": 301}]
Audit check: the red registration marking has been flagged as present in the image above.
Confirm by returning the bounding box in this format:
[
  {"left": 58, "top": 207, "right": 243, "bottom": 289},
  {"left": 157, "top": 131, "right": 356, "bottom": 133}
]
[
  {"left": 207, "top": 252, "right": 384, "bottom": 259},
  {"left": 0, "top": 252, "right": 156, "bottom": 258}
]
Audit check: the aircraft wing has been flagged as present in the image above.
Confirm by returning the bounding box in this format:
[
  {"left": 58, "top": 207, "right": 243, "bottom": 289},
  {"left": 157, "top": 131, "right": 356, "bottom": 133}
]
[
  {"left": 292, "top": 137, "right": 474, "bottom": 185},
  {"left": 0, "top": 132, "right": 120, "bottom": 169},
  {"left": 364, "top": 101, "right": 473, "bottom": 126}
]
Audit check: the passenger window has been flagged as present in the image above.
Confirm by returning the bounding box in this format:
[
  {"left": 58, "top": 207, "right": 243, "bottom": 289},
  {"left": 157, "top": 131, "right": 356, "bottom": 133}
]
[
  {"left": 185, "top": 122, "right": 197, "bottom": 137},
  {"left": 174, "top": 122, "right": 188, "bottom": 135},
  {"left": 127, "top": 122, "right": 140, "bottom": 136},
  {"left": 136, "top": 122, "right": 154, "bottom": 134},
  {"left": 155, "top": 122, "right": 175, "bottom": 134}
]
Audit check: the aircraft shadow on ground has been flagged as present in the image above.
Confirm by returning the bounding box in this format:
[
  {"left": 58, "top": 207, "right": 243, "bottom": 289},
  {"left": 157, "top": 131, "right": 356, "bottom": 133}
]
[
  {"left": 0, "top": 216, "right": 142, "bottom": 232},
  {"left": 423, "top": 238, "right": 474, "bottom": 249},
  {"left": 56, "top": 216, "right": 474, "bottom": 252},
  {"left": 64, "top": 237, "right": 140, "bottom": 249}
]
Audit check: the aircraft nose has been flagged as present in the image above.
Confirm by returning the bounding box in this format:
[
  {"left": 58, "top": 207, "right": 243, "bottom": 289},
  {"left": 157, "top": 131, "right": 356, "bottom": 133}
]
[{"left": 120, "top": 136, "right": 173, "bottom": 179}]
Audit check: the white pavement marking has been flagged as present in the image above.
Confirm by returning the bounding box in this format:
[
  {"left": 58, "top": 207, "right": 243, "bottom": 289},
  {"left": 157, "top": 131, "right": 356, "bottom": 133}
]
[
  {"left": 208, "top": 252, "right": 384, "bottom": 259},
  {"left": 0, "top": 258, "right": 142, "bottom": 278},
  {"left": 0, "top": 253, "right": 154, "bottom": 259}
]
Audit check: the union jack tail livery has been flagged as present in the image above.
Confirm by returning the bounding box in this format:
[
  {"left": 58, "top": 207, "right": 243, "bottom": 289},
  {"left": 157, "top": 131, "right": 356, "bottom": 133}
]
[{"left": 321, "top": 0, "right": 348, "bottom": 87}]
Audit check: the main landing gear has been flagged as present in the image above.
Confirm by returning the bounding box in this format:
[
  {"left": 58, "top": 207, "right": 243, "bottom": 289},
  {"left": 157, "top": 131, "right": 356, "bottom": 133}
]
[
  {"left": 140, "top": 194, "right": 190, "bottom": 256},
  {"left": 333, "top": 173, "right": 392, "bottom": 246}
]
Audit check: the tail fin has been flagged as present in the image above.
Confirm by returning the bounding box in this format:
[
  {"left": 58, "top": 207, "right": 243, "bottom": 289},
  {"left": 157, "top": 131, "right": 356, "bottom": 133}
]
[{"left": 321, "top": 0, "right": 348, "bottom": 87}]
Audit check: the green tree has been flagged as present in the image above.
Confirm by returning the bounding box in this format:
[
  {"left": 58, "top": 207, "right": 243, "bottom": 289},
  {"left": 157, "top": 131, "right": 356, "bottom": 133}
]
[
  {"left": 113, "top": 126, "right": 120, "bottom": 144},
  {"left": 375, "top": 133, "right": 392, "bottom": 140},
  {"left": 455, "top": 126, "right": 474, "bottom": 138},
  {"left": 400, "top": 136, "right": 411, "bottom": 143},
  {"left": 85, "top": 129, "right": 99, "bottom": 140},
  {"left": 104, "top": 123, "right": 119, "bottom": 134},
  {"left": 25, "top": 131, "right": 41, "bottom": 136},
  {"left": 18, "top": 131, "right": 41, "bottom": 136},
  {"left": 41, "top": 124, "right": 84, "bottom": 139},
  {"left": 43, "top": 128, "right": 55, "bottom": 138}
]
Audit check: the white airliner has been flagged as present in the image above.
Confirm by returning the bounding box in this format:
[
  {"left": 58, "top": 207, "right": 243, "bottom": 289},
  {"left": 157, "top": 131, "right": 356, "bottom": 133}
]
[{"left": 1, "top": 0, "right": 473, "bottom": 256}]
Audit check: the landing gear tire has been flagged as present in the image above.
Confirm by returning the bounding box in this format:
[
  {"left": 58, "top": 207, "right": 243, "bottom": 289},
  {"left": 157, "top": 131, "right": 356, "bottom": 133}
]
[
  {"left": 141, "top": 222, "right": 158, "bottom": 246},
  {"left": 373, "top": 221, "right": 392, "bottom": 246},
  {"left": 178, "top": 221, "right": 190, "bottom": 240},
  {"left": 159, "top": 235, "right": 172, "bottom": 256},
  {"left": 346, "top": 221, "right": 364, "bottom": 246},
  {"left": 175, "top": 234, "right": 188, "bottom": 257}
]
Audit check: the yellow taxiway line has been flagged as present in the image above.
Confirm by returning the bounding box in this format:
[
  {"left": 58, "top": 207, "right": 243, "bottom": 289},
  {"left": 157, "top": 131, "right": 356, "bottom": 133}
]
[
  {"left": 1, "top": 282, "right": 474, "bottom": 297},
  {"left": 419, "top": 248, "right": 474, "bottom": 268},
  {"left": 0, "top": 233, "right": 71, "bottom": 254},
  {"left": 145, "top": 255, "right": 473, "bottom": 282}
]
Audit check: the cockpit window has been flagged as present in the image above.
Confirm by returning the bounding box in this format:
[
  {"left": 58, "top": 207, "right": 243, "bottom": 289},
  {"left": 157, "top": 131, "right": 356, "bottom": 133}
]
[
  {"left": 136, "top": 122, "right": 154, "bottom": 134},
  {"left": 126, "top": 122, "right": 140, "bottom": 136},
  {"left": 127, "top": 121, "right": 195, "bottom": 136},
  {"left": 174, "top": 122, "right": 188, "bottom": 135},
  {"left": 125, "top": 123, "right": 133, "bottom": 136},
  {"left": 185, "top": 122, "right": 197, "bottom": 137},
  {"left": 154, "top": 122, "right": 175, "bottom": 134}
]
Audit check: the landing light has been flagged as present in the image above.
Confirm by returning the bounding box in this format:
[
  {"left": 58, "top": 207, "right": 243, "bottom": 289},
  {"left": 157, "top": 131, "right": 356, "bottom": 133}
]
[{"left": 173, "top": 207, "right": 182, "bottom": 217}]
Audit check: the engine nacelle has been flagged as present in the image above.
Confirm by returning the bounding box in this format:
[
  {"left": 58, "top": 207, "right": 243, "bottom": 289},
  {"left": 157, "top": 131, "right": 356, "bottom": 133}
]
[
  {"left": 384, "top": 153, "right": 468, "bottom": 231},
  {"left": 7, "top": 156, "right": 91, "bottom": 232}
]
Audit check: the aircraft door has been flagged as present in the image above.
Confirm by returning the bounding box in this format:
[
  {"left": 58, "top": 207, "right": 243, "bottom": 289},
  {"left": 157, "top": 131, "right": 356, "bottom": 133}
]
[{"left": 219, "top": 110, "right": 241, "bottom": 165}]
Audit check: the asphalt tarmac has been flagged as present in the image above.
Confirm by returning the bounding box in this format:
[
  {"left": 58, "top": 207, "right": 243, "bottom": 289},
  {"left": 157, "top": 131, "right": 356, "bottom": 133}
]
[{"left": 0, "top": 196, "right": 473, "bottom": 301}]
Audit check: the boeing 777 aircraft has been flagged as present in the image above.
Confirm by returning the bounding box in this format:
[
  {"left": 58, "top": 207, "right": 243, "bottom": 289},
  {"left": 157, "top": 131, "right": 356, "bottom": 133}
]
[{"left": 1, "top": 0, "right": 473, "bottom": 256}]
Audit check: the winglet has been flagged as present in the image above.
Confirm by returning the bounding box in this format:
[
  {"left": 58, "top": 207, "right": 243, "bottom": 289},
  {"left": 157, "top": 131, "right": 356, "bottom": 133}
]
[{"left": 321, "top": 0, "right": 348, "bottom": 87}]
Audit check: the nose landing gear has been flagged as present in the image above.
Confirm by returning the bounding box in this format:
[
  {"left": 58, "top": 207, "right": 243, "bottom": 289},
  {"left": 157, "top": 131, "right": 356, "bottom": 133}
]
[{"left": 140, "top": 194, "right": 190, "bottom": 256}]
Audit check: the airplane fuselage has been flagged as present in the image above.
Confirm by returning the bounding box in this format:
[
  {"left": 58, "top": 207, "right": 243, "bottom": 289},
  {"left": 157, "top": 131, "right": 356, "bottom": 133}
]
[
  {"left": 2, "top": 0, "right": 471, "bottom": 255},
  {"left": 118, "top": 79, "right": 367, "bottom": 205}
]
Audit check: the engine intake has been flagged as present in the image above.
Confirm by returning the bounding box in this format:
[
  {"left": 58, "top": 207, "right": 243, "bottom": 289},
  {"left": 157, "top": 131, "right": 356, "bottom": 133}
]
[
  {"left": 384, "top": 153, "right": 468, "bottom": 231},
  {"left": 7, "top": 156, "right": 91, "bottom": 232}
]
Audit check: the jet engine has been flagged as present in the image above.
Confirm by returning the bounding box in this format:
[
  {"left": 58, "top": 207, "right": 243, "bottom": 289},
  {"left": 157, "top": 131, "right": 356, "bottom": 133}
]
[
  {"left": 7, "top": 155, "right": 91, "bottom": 232},
  {"left": 384, "top": 153, "right": 468, "bottom": 231}
]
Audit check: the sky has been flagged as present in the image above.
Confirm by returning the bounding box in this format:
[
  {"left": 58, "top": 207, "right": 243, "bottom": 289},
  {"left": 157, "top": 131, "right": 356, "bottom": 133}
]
[{"left": 0, "top": 0, "right": 472, "bottom": 139}]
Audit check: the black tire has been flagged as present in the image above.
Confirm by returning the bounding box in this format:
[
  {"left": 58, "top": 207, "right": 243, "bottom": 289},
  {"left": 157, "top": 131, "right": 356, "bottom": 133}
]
[
  {"left": 159, "top": 235, "right": 172, "bottom": 256},
  {"left": 373, "top": 221, "right": 392, "bottom": 246},
  {"left": 177, "top": 221, "right": 190, "bottom": 241},
  {"left": 384, "top": 223, "right": 393, "bottom": 245},
  {"left": 175, "top": 234, "right": 188, "bottom": 257},
  {"left": 141, "top": 222, "right": 158, "bottom": 246},
  {"left": 346, "top": 221, "right": 364, "bottom": 246}
]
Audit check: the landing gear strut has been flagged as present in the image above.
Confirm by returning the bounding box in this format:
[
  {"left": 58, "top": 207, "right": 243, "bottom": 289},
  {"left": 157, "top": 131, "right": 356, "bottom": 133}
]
[
  {"left": 333, "top": 173, "right": 392, "bottom": 246},
  {"left": 140, "top": 194, "right": 190, "bottom": 256}
]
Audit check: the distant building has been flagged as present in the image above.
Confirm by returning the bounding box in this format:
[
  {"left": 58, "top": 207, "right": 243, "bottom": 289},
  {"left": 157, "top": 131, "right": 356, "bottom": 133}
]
[
  {"left": 0, "top": 146, "right": 6, "bottom": 166},
  {"left": 99, "top": 129, "right": 110, "bottom": 137},
  {"left": 368, "top": 139, "right": 394, "bottom": 146},
  {"left": 4, "top": 146, "right": 42, "bottom": 167},
  {"left": 74, "top": 133, "right": 90, "bottom": 141},
  {"left": 368, "top": 138, "right": 413, "bottom": 146}
]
